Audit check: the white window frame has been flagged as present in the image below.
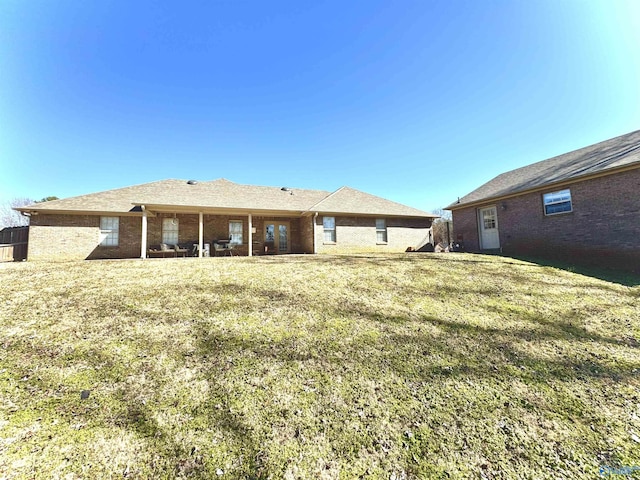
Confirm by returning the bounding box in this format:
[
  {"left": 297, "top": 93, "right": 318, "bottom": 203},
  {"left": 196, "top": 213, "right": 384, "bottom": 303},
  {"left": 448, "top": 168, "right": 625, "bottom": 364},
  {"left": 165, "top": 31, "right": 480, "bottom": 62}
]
[
  {"left": 229, "top": 220, "right": 243, "bottom": 245},
  {"left": 100, "top": 216, "right": 119, "bottom": 247},
  {"left": 323, "top": 216, "right": 336, "bottom": 243},
  {"left": 376, "top": 218, "right": 387, "bottom": 243},
  {"left": 162, "top": 218, "right": 179, "bottom": 245},
  {"left": 543, "top": 189, "right": 572, "bottom": 216},
  {"left": 482, "top": 208, "right": 497, "bottom": 230}
]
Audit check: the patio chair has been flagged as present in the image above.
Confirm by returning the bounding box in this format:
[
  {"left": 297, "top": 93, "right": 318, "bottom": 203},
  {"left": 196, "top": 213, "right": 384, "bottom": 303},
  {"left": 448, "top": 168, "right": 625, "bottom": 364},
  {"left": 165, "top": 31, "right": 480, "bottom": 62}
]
[
  {"left": 213, "top": 243, "right": 228, "bottom": 257},
  {"left": 147, "top": 243, "right": 174, "bottom": 258},
  {"left": 174, "top": 244, "right": 189, "bottom": 257}
]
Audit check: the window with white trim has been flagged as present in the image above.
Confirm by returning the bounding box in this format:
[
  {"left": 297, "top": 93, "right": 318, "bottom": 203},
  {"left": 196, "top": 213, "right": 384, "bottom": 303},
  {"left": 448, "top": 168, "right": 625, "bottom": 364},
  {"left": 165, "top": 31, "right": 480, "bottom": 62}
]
[
  {"left": 229, "top": 221, "right": 243, "bottom": 244},
  {"left": 323, "top": 216, "right": 336, "bottom": 243},
  {"left": 376, "top": 218, "right": 387, "bottom": 243},
  {"left": 162, "top": 218, "right": 179, "bottom": 245},
  {"left": 100, "top": 216, "right": 119, "bottom": 247},
  {"left": 543, "top": 189, "right": 572, "bottom": 215},
  {"left": 482, "top": 208, "right": 497, "bottom": 229}
]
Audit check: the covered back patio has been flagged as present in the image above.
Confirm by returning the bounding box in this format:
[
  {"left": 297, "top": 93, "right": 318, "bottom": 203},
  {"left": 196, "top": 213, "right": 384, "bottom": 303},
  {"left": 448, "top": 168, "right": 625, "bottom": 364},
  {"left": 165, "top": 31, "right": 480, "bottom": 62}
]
[{"left": 138, "top": 205, "right": 315, "bottom": 258}]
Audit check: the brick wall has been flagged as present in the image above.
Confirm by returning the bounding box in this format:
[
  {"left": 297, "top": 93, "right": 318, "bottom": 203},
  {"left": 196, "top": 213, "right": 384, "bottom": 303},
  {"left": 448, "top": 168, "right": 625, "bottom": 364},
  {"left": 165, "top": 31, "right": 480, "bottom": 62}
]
[
  {"left": 450, "top": 208, "right": 480, "bottom": 251},
  {"left": 300, "top": 216, "right": 315, "bottom": 254},
  {"left": 28, "top": 214, "right": 141, "bottom": 261},
  {"left": 451, "top": 168, "right": 640, "bottom": 272},
  {"left": 91, "top": 213, "right": 313, "bottom": 257},
  {"left": 28, "top": 213, "right": 315, "bottom": 260},
  {"left": 29, "top": 212, "right": 435, "bottom": 260},
  {"left": 148, "top": 214, "right": 232, "bottom": 249},
  {"left": 315, "top": 216, "right": 432, "bottom": 254}
]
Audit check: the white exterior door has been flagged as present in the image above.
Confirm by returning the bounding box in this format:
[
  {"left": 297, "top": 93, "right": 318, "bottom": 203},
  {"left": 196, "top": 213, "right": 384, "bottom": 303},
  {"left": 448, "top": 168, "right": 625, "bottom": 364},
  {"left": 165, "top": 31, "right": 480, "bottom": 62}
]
[{"left": 478, "top": 206, "right": 500, "bottom": 249}]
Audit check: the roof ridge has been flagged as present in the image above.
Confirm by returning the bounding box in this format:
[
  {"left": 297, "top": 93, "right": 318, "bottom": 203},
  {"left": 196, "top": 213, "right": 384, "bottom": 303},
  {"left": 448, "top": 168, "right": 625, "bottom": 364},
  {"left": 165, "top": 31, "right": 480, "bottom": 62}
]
[
  {"left": 220, "top": 179, "right": 333, "bottom": 195},
  {"left": 306, "top": 186, "right": 347, "bottom": 212},
  {"left": 306, "top": 185, "right": 435, "bottom": 217}
]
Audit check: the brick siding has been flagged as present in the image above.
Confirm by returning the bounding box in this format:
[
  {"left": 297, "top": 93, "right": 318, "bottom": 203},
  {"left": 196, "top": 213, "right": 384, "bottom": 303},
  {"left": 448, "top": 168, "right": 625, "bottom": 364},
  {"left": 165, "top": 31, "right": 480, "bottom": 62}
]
[
  {"left": 28, "top": 215, "right": 141, "bottom": 261},
  {"left": 451, "top": 167, "right": 640, "bottom": 272},
  {"left": 300, "top": 216, "right": 315, "bottom": 254},
  {"left": 315, "top": 216, "right": 432, "bottom": 254},
  {"left": 28, "top": 212, "right": 434, "bottom": 261},
  {"left": 27, "top": 213, "right": 317, "bottom": 260}
]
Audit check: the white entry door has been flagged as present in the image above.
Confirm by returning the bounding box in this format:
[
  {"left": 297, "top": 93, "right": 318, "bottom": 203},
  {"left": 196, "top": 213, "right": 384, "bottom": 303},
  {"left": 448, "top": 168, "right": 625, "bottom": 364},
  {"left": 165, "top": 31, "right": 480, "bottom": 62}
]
[{"left": 478, "top": 206, "right": 500, "bottom": 249}]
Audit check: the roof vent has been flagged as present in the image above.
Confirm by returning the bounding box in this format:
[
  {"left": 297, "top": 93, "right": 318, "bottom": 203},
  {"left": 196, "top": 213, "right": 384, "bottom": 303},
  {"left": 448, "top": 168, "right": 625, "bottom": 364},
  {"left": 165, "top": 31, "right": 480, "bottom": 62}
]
[{"left": 187, "top": 180, "right": 198, "bottom": 185}]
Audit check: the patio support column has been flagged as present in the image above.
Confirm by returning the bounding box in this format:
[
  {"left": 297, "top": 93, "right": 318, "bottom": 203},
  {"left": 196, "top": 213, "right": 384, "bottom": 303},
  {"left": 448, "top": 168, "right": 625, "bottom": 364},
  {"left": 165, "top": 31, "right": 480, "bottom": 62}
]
[
  {"left": 248, "top": 214, "right": 253, "bottom": 257},
  {"left": 198, "top": 212, "right": 204, "bottom": 258},
  {"left": 141, "top": 206, "right": 148, "bottom": 259}
]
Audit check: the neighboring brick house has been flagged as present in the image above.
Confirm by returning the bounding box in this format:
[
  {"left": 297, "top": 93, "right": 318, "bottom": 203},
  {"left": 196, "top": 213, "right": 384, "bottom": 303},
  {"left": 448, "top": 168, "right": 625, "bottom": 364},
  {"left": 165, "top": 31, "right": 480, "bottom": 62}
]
[
  {"left": 16, "top": 179, "right": 436, "bottom": 261},
  {"left": 447, "top": 129, "right": 640, "bottom": 272}
]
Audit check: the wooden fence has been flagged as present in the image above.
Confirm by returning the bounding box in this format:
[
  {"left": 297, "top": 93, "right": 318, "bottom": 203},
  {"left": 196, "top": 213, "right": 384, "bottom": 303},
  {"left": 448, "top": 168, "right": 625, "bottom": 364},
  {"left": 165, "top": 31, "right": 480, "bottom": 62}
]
[{"left": 0, "top": 226, "right": 28, "bottom": 262}]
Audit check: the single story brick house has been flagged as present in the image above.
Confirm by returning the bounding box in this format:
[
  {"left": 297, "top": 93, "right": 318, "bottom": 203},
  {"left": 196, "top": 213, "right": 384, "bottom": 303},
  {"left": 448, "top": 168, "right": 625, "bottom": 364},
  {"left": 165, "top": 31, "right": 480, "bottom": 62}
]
[
  {"left": 16, "top": 178, "right": 436, "bottom": 261},
  {"left": 447, "top": 129, "right": 640, "bottom": 272}
]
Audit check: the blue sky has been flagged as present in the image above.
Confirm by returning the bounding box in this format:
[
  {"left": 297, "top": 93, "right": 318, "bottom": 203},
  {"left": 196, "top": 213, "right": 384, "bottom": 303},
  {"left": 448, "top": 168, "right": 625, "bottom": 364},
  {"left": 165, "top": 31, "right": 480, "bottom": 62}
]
[{"left": 1, "top": 1, "right": 639, "bottom": 212}]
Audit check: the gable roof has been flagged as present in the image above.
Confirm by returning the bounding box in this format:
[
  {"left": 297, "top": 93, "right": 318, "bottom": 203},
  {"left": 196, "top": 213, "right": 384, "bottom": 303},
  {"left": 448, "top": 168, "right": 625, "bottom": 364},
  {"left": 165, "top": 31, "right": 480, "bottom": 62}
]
[
  {"left": 17, "top": 179, "right": 435, "bottom": 218},
  {"left": 309, "top": 186, "right": 435, "bottom": 217},
  {"left": 448, "top": 129, "right": 640, "bottom": 209},
  {"left": 133, "top": 179, "right": 332, "bottom": 213}
]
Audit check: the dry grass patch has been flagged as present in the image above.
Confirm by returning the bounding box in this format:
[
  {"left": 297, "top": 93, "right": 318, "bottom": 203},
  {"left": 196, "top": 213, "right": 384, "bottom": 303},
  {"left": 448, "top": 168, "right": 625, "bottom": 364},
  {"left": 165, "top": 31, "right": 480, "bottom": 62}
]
[{"left": 1, "top": 254, "right": 639, "bottom": 479}]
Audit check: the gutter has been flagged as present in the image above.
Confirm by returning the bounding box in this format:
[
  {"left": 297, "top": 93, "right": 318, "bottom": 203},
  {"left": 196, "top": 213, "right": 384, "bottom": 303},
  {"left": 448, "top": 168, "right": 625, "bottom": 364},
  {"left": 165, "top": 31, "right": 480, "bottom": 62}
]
[{"left": 447, "top": 162, "right": 640, "bottom": 211}]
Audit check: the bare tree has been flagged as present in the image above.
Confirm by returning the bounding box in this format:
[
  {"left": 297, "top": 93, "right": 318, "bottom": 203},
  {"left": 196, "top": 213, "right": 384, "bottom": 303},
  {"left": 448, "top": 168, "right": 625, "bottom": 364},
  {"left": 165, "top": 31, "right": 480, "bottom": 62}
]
[
  {"left": 431, "top": 208, "right": 453, "bottom": 246},
  {"left": 0, "top": 198, "right": 35, "bottom": 228}
]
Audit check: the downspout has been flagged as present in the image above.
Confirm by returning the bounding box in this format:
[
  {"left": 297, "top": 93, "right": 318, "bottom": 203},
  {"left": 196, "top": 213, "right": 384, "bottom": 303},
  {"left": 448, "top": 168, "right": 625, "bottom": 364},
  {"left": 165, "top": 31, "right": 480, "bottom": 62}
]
[
  {"left": 141, "top": 205, "right": 148, "bottom": 259},
  {"left": 198, "top": 212, "right": 203, "bottom": 258},
  {"left": 248, "top": 213, "right": 253, "bottom": 257},
  {"left": 313, "top": 212, "right": 318, "bottom": 254}
]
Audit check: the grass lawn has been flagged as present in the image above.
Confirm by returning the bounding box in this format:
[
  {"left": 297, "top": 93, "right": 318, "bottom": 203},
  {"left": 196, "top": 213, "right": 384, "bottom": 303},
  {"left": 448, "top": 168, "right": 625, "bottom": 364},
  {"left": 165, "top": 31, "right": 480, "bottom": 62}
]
[{"left": 1, "top": 253, "right": 639, "bottom": 479}]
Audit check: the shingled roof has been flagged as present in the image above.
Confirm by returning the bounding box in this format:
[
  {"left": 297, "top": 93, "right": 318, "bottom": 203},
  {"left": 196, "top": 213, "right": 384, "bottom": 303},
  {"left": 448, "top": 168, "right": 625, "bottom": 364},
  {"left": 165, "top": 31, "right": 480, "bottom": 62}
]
[
  {"left": 448, "top": 129, "right": 640, "bottom": 209},
  {"left": 17, "top": 179, "right": 435, "bottom": 218},
  {"left": 309, "top": 186, "right": 434, "bottom": 217}
]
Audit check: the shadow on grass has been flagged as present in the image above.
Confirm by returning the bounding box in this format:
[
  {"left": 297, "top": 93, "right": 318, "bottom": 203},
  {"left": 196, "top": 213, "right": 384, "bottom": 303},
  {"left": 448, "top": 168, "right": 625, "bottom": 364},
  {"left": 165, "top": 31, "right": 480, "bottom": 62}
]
[
  {"left": 184, "top": 303, "right": 640, "bottom": 479},
  {"left": 109, "top": 358, "right": 269, "bottom": 479},
  {"left": 508, "top": 255, "right": 640, "bottom": 287},
  {"left": 411, "top": 316, "right": 637, "bottom": 382},
  {"left": 114, "top": 255, "right": 638, "bottom": 477},
  {"left": 18, "top": 254, "right": 640, "bottom": 478},
  {"left": 251, "top": 252, "right": 640, "bottom": 289},
  {"left": 192, "top": 291, "right": 639, "bottom": 399}
]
